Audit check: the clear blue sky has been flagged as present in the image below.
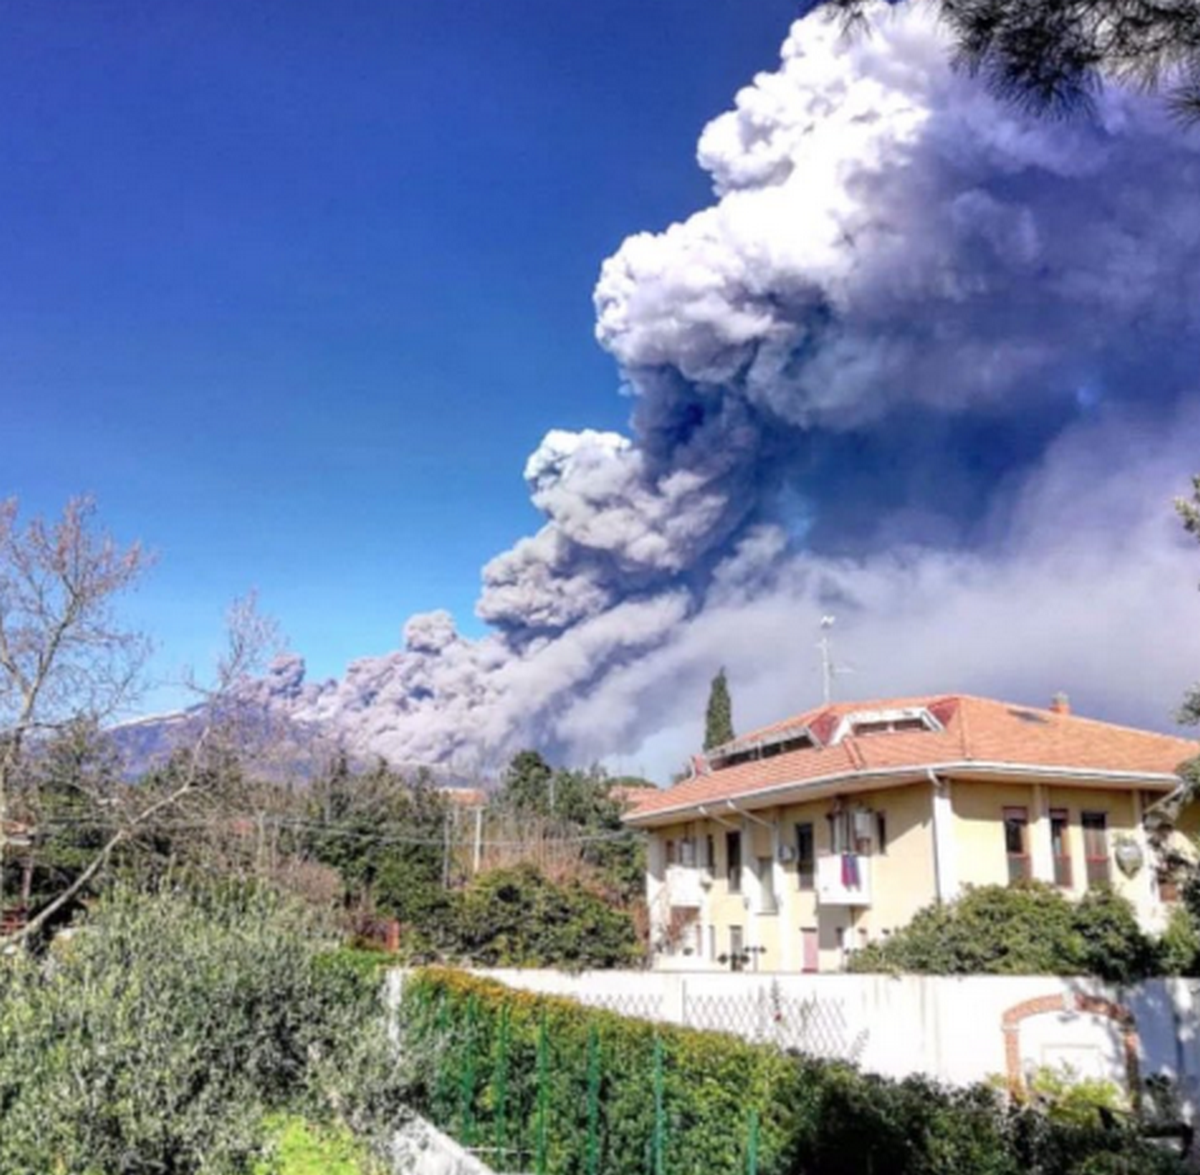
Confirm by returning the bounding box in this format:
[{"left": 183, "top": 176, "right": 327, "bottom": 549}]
[{"left": 1, "top": 0, "right": 801, "bottom": 701}]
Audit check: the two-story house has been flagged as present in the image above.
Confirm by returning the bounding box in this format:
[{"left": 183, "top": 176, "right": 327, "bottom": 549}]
[{"left": 623, "top": 693, "right": 1199, "bottom": 973}]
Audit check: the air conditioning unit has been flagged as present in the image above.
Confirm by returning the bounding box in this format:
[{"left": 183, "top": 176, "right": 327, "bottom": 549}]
[
  {"left": 777, "top": 844, "right": 797, "bottom": 863},
  {"left": 853, "top": 809, "right": 874, "bottom": 839}
]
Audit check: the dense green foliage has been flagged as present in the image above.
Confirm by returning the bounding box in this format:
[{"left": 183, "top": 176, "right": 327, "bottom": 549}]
[
  {"left": 439, "top": 863, "right": 641, "bottom": 968},
  {"left": 404, "top": 967, "right": 1185, "bottom": 1175},
  {"left": 704, "top": 667, "right": 735, "bottom": 750},
  {"left": 848, "top": 883, "right": 1175, "bottom": 981},
  {"left": 305, "top": 755, "right": 449, "bottom": 925},
  {"left": 11, "top": 719, "right": 122, "bottom": 917},
  {"left": 494, "top": 750, "right": 645, "bottom": 905},
  {"left": 0, "top": 887, "right": 407, "bottom": 1175}
]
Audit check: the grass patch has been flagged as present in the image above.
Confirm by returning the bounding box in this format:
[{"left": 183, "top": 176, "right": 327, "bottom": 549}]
[{"left": 257, "top": 1116, "right": 381, "bottom": 1175}]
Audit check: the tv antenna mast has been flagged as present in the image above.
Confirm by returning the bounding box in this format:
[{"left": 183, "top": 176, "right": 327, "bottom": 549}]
[{"left": 817, "top": 615, "right": 849, "bottom": 704}]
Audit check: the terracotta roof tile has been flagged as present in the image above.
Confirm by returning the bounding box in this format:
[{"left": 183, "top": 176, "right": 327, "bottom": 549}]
[{"left": 627, "top": 694, "right": 1198, "bottom": 822}]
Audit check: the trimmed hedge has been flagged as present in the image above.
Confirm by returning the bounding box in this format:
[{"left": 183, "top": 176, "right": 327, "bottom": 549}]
[{"left": 401, "top": 968, "right": 1188, "bottom": 1175}]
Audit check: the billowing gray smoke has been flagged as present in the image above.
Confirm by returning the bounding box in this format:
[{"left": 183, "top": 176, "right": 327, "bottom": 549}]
[{"left": 266, "top": 2, "right": 1200, "bottom": 776}]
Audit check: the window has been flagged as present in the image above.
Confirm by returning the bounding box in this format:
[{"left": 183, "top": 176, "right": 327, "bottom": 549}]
[
  {"left": 829, "top": 807, "right": 873, "bottom": 855},
  {"left": 829, "top": 809, "right": 853, "bottom": 854},
  {"left": 1004, "top": 807, "right": 1031, "bottom": 883},
  {"left": 665, "top": 838, "right": 677, "bottom": 867},
  {"left": 726, "top": 831, "right": 742, "bottom": 893},
  {"left": 705, "top": 834, "right": 715, "bottom": 871},
  {"left": 851, "top": 717, "right": 929, "bottom": 737},
  {"left": 1082, "top": 812, "right": 1110, "bottom": 887},
  {"left": 875, "top": 812, "right": 888, "bottom": 856},
  {"left": 710, "top": 729, "right": 814, "bottom": 770},
  {"left": 795, "top": 822, "right": 815, "bottom": 890},
  {"left": 679, "top": 838, "right": 695, "bottom": 867},
  {"left": 1050, "top": 809, "right": 1072, "bottom": 887}
]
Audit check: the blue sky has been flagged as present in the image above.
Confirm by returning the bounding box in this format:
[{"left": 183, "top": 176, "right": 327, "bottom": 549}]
[{"left": 1, "top": 0, "right": 800, "bottom": 701}]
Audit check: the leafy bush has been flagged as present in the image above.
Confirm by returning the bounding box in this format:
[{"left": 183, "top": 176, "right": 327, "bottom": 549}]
[
  {"left": 1158, "top": 905, "right": 1200, "bottom": 975},
  {"left": 396, "top": 863, "right": 641, "bottom": 969},
  {"left": 1011, "top": 1065, "right": 1128, "bottom": 1128},
  {"left": 849, "top": 883, "right": 1165, "bottom": 981},
  {"left": 402, "top": 967, "right": 1187, "bottom": 1175},
  {"left": 444, "top": 863, "right": 642, "bottom": 969},
  {"left": 0, "top": 885, "right": 407, "bottom": 1175}
]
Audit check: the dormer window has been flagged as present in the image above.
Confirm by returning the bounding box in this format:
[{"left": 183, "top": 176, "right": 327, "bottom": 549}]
[
  {"left": 852, "top": 717, "right": 927, "bottom": 737},
  {"left": 708, "top": 726, "right": 816, "bottom": 771},
  {"left": 832, "top": 707, "right": 941, "bottom": 744}
]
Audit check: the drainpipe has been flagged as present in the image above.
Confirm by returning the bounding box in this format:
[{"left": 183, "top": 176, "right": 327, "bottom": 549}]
[{"left": 928, "top": 769, "right": 958, "bottom": 903}]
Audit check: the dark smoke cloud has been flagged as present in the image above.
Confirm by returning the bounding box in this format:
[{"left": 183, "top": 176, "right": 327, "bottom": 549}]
[{"left": 254, "top": 2, "right": 1200, "bottom": 777}]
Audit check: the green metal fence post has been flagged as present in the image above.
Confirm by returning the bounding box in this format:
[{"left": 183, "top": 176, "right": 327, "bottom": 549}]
[
  {"left": 585, "top": 1022, "right": 601, "bottom": 1175},
  {"left": 434, "top": 994, "right": 451, "bottom": 1125},
  {"left": 745, "top": 1107, "right": 760, "bottom": 1175},
  {"left": 460, "top": 993, "right": 478, "bottom": 1147},
  {"left": 493, "top": 1002, "right": 510, "bottom": 1171},
  {"left": 651, "top": 1034, "right": 665, "bottom": 1175},
  {"left": 536, "top": 1009, "right": 550, "bottom": 1175}
]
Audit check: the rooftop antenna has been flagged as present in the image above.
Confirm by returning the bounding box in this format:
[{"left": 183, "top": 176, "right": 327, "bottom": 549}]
[{"left": 818, "top": 615, "right": 836, "bottom": 704}]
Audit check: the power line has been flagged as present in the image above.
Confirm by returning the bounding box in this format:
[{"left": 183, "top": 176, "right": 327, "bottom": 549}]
[{"left": 25, "top": 811, "right": 640, "bottom": 849}]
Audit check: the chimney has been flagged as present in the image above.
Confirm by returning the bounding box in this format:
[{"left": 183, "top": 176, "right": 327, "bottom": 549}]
[{"left": 1050, "top": 692, "right": 1070, "bottom": 716}]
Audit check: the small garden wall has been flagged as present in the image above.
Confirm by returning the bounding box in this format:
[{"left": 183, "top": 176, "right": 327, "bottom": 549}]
[{"left": 400, "top": 967, "right": 1189, "bottom": 1175}]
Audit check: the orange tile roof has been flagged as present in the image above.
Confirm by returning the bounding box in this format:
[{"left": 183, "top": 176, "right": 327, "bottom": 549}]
[{"left": 626, "top": 695, "right": 1199, "bottom": 823}]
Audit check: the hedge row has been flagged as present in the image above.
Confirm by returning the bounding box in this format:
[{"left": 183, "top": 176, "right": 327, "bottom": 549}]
[{"left": 401, "top": 968, "right": 1188, "bottom": 1175}]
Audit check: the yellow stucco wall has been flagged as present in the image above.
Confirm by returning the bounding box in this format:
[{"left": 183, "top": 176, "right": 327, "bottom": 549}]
[
  {"left": 647, "top": 774, "right": 1182, "bottom": 973},
  {"left": 950, "top": 780, "right": 1148, "bottom": 907}
]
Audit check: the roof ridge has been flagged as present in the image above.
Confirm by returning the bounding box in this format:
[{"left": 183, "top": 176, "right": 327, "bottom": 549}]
[
  {"left": 958, "top": 695, "right": 973, "bottom": 760},
  {"left": 844, "top": 737, "right": 865, "bottom": 770}
]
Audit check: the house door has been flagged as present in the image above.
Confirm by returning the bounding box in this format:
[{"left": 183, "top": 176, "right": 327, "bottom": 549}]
[{"left": 801, "top": 927, "right": 819, "bottom": 973}]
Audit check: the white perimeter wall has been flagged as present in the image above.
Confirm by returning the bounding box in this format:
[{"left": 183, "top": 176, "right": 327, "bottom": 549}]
[{"left": 448, "top": 969, "right": 1200, "bottom": 1119}]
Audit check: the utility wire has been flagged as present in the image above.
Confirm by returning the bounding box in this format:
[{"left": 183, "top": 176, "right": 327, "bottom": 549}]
[{"left": 25, "top": 811, "right": 640, "bottom": 848}]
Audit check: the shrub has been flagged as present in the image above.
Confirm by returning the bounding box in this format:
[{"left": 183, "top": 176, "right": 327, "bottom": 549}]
[
  {"left": 405, "top": 863, "right": 642, "bottom": 969},
  {"left": 1157, "top": 905, "right": 1200, "bottom": 975},
  {"left": 401, "top": 967, "right": 1187, "bottom": 1175},
  {"left": 1014, "top": 1064, "right": 1128, "bottom": 1128},
  {"left": 849, "top": 883, "right": 1163, "bottom": 981},
  {"left": 0, "top": 885, "right": 407, "bottom": 1175}
]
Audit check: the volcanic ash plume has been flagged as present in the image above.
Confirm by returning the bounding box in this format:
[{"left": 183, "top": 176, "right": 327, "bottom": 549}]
[{"left": 268, "top": 2, "right": 1200, "bottom": 776}]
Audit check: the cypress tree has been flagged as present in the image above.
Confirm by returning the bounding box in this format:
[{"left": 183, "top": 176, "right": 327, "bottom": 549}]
[{"left": 704, "top": 668, "right": 735, "bottom": 750}]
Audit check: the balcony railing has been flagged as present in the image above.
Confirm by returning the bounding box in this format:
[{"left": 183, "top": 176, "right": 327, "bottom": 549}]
[{"left": 816, "top": 853, "right": 871, "bottom": 907}]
